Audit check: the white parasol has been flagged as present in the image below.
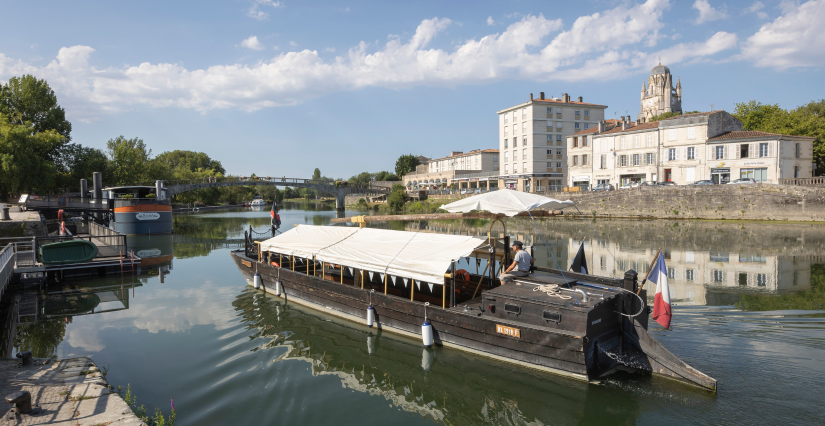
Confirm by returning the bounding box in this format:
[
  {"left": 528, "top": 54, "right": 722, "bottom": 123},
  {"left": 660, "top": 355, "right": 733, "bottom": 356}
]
[{"left": 440, "top": 189, "right": 575, "bottom": 216}]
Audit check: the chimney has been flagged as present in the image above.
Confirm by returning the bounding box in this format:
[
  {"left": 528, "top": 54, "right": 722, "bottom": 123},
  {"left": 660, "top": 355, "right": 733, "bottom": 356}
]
[
  {"left": 540, "top": 92, "right": 545, "bottom": 100},
  {"left": 598, "top": 121, "right": 605, "bottom": 132},
  {"left": 622, "top": 121, "right": 627, "bottom": 130},
  {"left": 636, "top": 118, "right": 640, "bottom": 125},
  {"left": 626, "top": 115, "right": 631, "bottom": 123},
  {"left": 530, "top": 93, "right": 533, "bottom": 101},
  {"left": 577, "top": 96, "right": 583, "bottom": 102},
  {"left": 562, "top": 93, "right": 570, "bottom": 103}
]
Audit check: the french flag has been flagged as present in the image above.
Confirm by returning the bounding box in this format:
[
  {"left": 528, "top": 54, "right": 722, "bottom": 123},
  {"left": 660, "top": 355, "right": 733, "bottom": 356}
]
[{"left": 647, "top": 252, "right": 672, "bottom": 329}]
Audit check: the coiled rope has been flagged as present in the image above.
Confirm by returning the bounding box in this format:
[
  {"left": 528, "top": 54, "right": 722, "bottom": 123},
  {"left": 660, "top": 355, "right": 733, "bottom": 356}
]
[{"left": 532, "top": 284, "right": 572, "bottom": 299}]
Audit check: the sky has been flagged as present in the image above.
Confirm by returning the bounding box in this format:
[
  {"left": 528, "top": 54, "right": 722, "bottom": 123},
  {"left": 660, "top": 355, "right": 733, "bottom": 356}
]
[{"left": 1, "top": 0, "right": 824, "bottom": 178}]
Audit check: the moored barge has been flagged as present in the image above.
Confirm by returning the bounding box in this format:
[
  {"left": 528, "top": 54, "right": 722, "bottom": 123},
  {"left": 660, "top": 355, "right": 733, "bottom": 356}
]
[{"left": 231, "top": 224, "right": 716, "bottom": 391}]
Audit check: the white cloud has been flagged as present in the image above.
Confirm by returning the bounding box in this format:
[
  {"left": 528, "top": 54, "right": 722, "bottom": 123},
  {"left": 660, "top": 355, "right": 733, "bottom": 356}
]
[
  {"left": 693, "top": 0, "right": 728, "bottom": 24},
  {"left": 241, "top": 36, "right": 265, "bottom": 51},
  {"left": 0, "top": 0, "right": 744, "bottom": 120},
  {"left": 486, "top": 16, "right": 495, "bottom": 26},
  {"left": 744, "top": 1, "right": 769, "bottom": 19},
  {"left": 289, "top": 41, "right": 297, "bottom": 47},
  {"left": 247, "top": 0, "right": 283, "bottom": 20},
  {"left": 741, "top": 0, "right": 825, "bottom": 69},
  {"left": 323, "top": 47, "right": 335, "bottom": 52}
]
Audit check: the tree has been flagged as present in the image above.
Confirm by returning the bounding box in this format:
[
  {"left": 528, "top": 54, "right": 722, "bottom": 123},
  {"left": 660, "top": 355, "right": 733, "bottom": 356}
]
[
  {"left": 154, "top": 150, "right": 225, "bottom": 178},
  {"left": 0, "top": 114, "right": 64, "bottom": 197},
  {"left": 312, "top": 168, "right": 322, "bottom": 182},
  {"left": 56, "top": 144, "right": 109, "bottom": 188},
  {"left": 0, "top": 75, "right": 72, "bottom": 143},
  {"left": 106, "top": 136, "right": 155, "bottom": 185},
  {"left": 395, "top": 154, "right": 421, "bottom": 177},
  {"left": 387, "top": 188, "right": 408, "bottom": 210},
  {"left": 348, "top": 171, "right": 373, "bottom": 188},
  {"left": 374, "top": 170, "right": 400, "bottom": 181}
]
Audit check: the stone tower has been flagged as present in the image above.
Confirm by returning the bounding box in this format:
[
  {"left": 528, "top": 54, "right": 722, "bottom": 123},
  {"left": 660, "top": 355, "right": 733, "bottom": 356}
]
[{"left": 639, "top": 61, "right": 681, "bottom": 122}]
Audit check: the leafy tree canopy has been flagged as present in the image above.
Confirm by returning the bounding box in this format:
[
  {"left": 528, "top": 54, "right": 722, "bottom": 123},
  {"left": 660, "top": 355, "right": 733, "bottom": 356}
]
[
  {"left": 0, "top": 114, "right": 64, "bottom": 196},
  {"left": 56, "top": 143, "right": 109, "bottom": 187},
  {"left": 106, "top": 136, "right": 158, "bottom": 185},
  {"left": 395, "top": 154, "right": 421, "bottom": 177},
  {"left": 154, "top": 150, "right": 226, "bottom": 178},
  {"left": 0, "top": 74, "right": 72, "bottom": 144},
  {"left": 374, "top": 170, "right": 400, "bottom": 181}
]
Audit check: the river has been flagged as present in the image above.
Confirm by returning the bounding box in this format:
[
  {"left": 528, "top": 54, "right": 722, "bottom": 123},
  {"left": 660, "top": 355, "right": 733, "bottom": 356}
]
[{"left": 12, "top": 204, "right": 825, "bottom": 425}]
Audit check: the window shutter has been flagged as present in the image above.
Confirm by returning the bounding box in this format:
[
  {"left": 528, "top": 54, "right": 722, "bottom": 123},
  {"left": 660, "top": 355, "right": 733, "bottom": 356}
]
[
  {"left": 736, "top": 145, "right": 741, "bottom": 159},
  {"left": 768, "top": 141, "right": 774, "bottom": 157},
  {"left": 676, "top": 148, "right": 680, "bottom": 161},
  {"left": 683, "top": 147, "right": 687, "bottom": 161},
  {"left": 724, "top": 145, "right": 729, "bottom": 159},
  {"left": 750, "top": 143, "right": 757, "bottom": 158}
]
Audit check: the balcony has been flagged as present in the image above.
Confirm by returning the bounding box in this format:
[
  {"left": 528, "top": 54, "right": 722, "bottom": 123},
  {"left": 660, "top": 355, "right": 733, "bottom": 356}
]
[
  {"left": 574, "top": 114, "right": 580, "bottom": 120},
  {"left": 556, "top": 127, "right": 563, "bottom": 132},
  {"left": 546, "top": 114, "right": 553, "bottom": 118},
  {"left": 556, "top": 113, "right": 562, "bottom": 119}
]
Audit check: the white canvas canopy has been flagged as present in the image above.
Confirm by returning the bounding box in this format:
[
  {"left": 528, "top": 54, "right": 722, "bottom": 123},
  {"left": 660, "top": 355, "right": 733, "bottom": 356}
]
[
  {"left": 440, "top": 189, "right": 575, "bottom": 216},
  {"left": 259, "top": 225, "right": 485, "bottom": 285}
]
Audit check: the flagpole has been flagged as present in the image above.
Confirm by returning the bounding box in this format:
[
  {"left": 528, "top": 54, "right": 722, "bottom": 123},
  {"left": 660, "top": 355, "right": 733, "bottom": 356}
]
[
  {"left": 569, "top": 237, "right": 586, "bottom": 271},
  {"left": 636, "top": 248, "right": 661, "bottom": 295}
]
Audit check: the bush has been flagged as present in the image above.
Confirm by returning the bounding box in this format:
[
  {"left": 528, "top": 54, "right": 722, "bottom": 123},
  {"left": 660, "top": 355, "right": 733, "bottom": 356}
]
[
  {"left": 387, "top": 189, "right": 408, "bottom": 210},
  {"left": 119, "top": 194, "right": 134, "bottom": 199},
  {"left": 146, "top": 193, "right": 156, "bottom": 198}
]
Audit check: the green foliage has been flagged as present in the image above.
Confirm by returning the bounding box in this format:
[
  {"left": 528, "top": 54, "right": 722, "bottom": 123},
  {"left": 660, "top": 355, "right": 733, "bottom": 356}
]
[
  {"left": 391, "top": 184, "right": 406, "bottom": 193},
  {"left": 154, "top": 150, "right": 226, "bottom": 178},
  {"left": 0, "top": 114, "right": 64, "bottom": 196},
  {"left": 387, "top": 189, "right": 408, "bottom": 210},
  {"left": 312, "top": 168, "right": 322, "bottom": 182},
  {"left": 13, "top": 318, "right": 66, "bottom": 358},
  {"left": 348, "top": 171, "right": 372, "bottom": 188},
  {"left": 56, "top": 144, "right": 109, "bottom": 188},
  {"left": 122, "top": 384, "right": 177, "bottom": 426},
  {"left": 374, "top": 171, "right": 400, "bottom": 181},
  {"left": 106, "top": 136, "right": 157, "bottom": 185},
  {"left": 395, "top": 154, "right": 421, "bottom": 177},
  {"left": 0, "top": 74, "right": 72, "bottom": 142},
  {"left": 733, "top": 99, "right": 825, "bottom": 174}
]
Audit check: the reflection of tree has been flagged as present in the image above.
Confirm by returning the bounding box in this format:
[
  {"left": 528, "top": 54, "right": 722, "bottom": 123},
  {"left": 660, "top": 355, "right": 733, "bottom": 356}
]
[
  {"left": 737, "top": 264, "right": 825, "bottom": 311},
  {"left": 14, "top": 318, "right": 67, "bottom": 358}
]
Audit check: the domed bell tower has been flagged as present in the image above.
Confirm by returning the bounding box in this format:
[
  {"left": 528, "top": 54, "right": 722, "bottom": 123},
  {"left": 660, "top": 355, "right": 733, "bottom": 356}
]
[{"left": 639, "top": 60, "right": 682, "bottom": 122}]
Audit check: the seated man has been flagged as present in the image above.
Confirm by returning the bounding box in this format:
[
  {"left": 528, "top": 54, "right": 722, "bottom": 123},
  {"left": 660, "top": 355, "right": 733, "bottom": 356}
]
[{"left": 499, "top": 241, "right": 533, "bottom": 284}]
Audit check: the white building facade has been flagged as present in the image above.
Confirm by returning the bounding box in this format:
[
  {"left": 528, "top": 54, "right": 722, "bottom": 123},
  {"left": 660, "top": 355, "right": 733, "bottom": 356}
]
[
  {"left": 497, "top": 92, "right": 607, "bottom": 191},
  {"left": 404, "top": 149, "right": 499, "bottom": 189},
  {"left": 566, "top": 111, "right": 814, "bottom": 187}
]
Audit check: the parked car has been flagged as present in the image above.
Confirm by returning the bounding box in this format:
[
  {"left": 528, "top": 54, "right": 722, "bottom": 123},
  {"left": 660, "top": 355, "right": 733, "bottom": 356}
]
[
  {"left": 640, "top": 181, "right": 657, "bottom": 186},
  {"left": 728, "top": 178, "right": 757, "bottom": 185},
  {"left": 473, "top": 188, "right": 481, "bottom": 194},
  {"left": 657, "top": 181, "right": 676, "bottom": 186},
  {"left": 690, "top": 180, "right": 715, "bottom": 185},
  {"left": 592, "top": 183, "right": 615, "bottom": 192},
  {"left": 460, "top": 189, "right": 468, "bottom": 194}
]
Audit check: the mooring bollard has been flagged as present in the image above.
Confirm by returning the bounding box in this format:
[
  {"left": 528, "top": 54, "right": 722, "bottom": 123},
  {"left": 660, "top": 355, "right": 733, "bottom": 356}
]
[
  {"left": 16, "top": 351, "right": 33, "bottom": 366},
  {"left": 0, "top": 204, "right": 10, "bottom": 221},
  {"left": 5, "top": 391, "right": 33, "bottom": 414}
]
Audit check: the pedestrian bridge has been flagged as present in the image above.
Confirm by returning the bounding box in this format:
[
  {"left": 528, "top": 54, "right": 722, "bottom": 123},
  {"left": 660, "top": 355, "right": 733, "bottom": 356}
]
[{"left": 163, "top": 177, "right": 386, "bottom": 210}]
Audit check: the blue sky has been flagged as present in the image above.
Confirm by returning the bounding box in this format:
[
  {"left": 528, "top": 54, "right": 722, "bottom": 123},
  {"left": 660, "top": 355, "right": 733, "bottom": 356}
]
[{"left": 1, "top": 0, "right": 823, "bottom": 178}]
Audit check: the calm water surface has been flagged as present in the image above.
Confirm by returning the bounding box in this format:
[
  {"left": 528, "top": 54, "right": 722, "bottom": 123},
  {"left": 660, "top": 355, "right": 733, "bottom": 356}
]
[{"left": 13, "top": 204, "right": 825, "bottom": 425}]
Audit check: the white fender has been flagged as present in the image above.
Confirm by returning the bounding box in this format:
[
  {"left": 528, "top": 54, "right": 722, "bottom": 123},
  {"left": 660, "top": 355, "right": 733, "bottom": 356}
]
[
  {"left": 274, "top": 279, "right": 282, "bottom": 296},
  {"left": 421, "top": 319, "right": 433, "bottom": 348},
  {"left": 366, "top": 305, "right": 375, "bottom": 327},
  {"left": 253, "top": 272, "right": 261, "bottom": 289}
]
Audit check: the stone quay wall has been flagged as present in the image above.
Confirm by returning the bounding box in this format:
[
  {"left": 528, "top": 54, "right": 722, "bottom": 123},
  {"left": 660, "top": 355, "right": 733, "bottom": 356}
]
[{"left": 557, "top": 184, "right": 825, "bottom": 222}]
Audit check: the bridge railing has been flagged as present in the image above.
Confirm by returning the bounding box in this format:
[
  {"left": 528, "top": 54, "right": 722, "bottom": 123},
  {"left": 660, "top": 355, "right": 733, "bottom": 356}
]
[{"left": 779, "top": 177, "right": 825, "bottom": 186}]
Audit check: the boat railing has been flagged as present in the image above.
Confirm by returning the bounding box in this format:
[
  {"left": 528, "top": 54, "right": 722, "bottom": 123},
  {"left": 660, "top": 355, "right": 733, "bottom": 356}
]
[{"left": 113, "top": 198, "right": 171, "bottom": 208}]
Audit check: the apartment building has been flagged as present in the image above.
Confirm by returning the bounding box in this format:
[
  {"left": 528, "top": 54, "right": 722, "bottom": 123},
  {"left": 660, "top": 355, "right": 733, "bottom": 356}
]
[
  {"left": 567, "top": 111, "right": 814, "bottom": 188},
  {"left": 497, "top": 92, "right": 607, "bottom": 191},
  {"left": 404, "top": 149, "right": 499, "bottom": 188}
]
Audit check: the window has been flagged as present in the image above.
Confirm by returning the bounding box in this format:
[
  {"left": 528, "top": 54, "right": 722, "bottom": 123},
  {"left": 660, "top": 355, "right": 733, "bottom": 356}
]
[
  {"left": 575, "top": 110, "right": 581, "bottom": 116},
  {"left": 513, "top": 137, "right": 517, "bottom": 147},
  {"left": 504, "top": 126, "right": 509, "bottom": 135},
  {"left": 522, "top": 135, "right": 527, "bottom": 146},
  {"left": 504, "top": 115, "right": 509, "bottom": 124},
  {"left": 493, "top": 155, "right": 498, "bottom": 162},
  {"left": 646, "top": 153, "right": 654, "bottom": 165},
  {"left": 619, "top": 155, "right": 628, "bottom": 167},
  {"left": 556, "top": 135, "right": 562, "bottom": 141},
  {"left": 573, "top": 155, "right": 578, "bottom": 166},
  {"left": 739, "top": 273, "right": 748, "bottom": 286},
  {"left": 557, "top": 107, "right": 562, "bottom": 113},
  {"left": 523, "top": 148, "right": 527, "bottom": 160},
  {"left": 713, "top": 270, "right": 724, "bottom": 283},
  {"left": 547, "top": 162, "right": 552, "bottom": 168},
  {"left": 715, "top": 145, "right": 725, "bottom": 160},
  {"left": 547, "top": 121, "right": 552, "bottom": 129},
  {"left": 620, "top": 137, "right": 626, "bottom": 150},
  {"left": 512, "top": 125, "right": 516, "bottom": 134},
  {"left": 505, "top": 164, "right": 509, "bottom": 174},
  {"left": 582, "top": 154, "right": 588, "bottom": 166},
  {"left": 583, "top": 136, "right": 589, "bottom": 147},
  {"left": 757, "top": 274, "right": 767, "bottom": 287},
  {"left": 584, "top": 123, "right": 590, "bottom": 129},
  {"left": 504, "top": 139, "right": 508, "bottom": 148},
  {"left": 710, "top": 252, "right": 729, "bottom": 262},
  {"left": 573, "top": 137, "right": 578, "bottom": 148},
  {"left": 504, "top": 152, "right": 509, "bottom": 161},
  {"left": 796, "top": 143, "right": 801, "bottom": 158},
  {"left": 667, "top": 267, "right": 676, "bottom": 279},
  {"left": 523, "top": 162, "right": 527, "bottom": 172},
  {"left": 794, "top": 166, "right": 801, "bottom": 178},
  {"left": 646, "top": 133, "right": 654, "bottom": 147},
  {"left": 513, "top": 150, "right": 518, "bottom": 161},
  {"left": 633, "top": 154, "right": 640, "bottom": 166},
  {"left": 633, "top": 135, "right": 639, "bottom": 148},
  {"left": 584, "top": 110, "right": 590, "bottom": 117},
  {"left": 685, "top": 269, "right": 695, "bottom": 281},
  {"left": 557, "top": 162, "right": 562, "bottom": 168},
  {"left": 740, "top": 144, "right": 749, "bottom": 158},
  {"left": 759, "top": 142, "right": 769, "bottom": 157},
  {"left": 522, "top": 108, "right": 527, "bottom": 118},
  {"left": 557, "top": 150, "right": 562, "bottom": 155},
  {"left": 668, "top": 148, "right": 677, "bottom": 161},
  {"left": 575, "top": 122, "right": 580, "bottom": 129},
  {"left": 668, "top": 129, "right": 677, "bottom": 141},
  {"left": 687, "top": 147, "right": 695, "bottom": 160},
  {"left": 740, "top": 168, "right": 767, "bottom": 182},
  {"left": 522, "top": 122, "right": 527, "bottom": 131},
  {"left": 513, "top": 163, "right": 518, "bottom": 173},
  {"left": 547, "top": 107, "right": 552, "bottom": 114},
  {"left": 600, "top": 154, "right": 607, "bottom": 169},
  {"left": 546, "top": 134, "right": 553, "bottom": 142},
  {"left": 512, "top": 111, "right": 517, "bottom": 121},
  {"left": 547, "top": 149, "right": 551, "bottom": 155},
  {"left": 688, "top": 127, "right": 695, "bottom": 139}
]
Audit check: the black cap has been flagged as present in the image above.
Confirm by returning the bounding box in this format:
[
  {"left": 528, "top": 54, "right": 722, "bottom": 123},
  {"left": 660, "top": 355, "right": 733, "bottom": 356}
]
[{"left": 512, "top": 241, "right": 523, "bottom": 248}]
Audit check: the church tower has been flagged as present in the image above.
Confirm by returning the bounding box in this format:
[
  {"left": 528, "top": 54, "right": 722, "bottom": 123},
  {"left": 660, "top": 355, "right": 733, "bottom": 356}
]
[{"left": 639, "top": 61, "right": 682, "bottom": 122}]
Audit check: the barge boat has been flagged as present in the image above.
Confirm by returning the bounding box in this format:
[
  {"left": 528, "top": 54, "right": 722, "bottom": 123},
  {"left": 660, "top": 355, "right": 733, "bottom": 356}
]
[{"left": 231, "top": 224, "right": 717, "bottom": 391}]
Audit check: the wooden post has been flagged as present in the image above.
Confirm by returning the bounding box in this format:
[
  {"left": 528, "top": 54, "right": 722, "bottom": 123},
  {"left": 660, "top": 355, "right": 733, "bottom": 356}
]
[
  {"left": 341, "top": 266, "right": 344, "bottom": 284},
  {"left": 361, "top": 270, "right": 364, "bottom": 289},
  {"left": 490, "top": 243, "right": 496, "bottom": 288},
  {"left": 410, "top": 279, "right": 415, "bottom": 301},
  {"left": 450, "top": 262, "right": 456, "bottom": 308},
  {"left": 313, "top": 257, "right": 316, "bottom": 277},
  {"left": 442, "top": 281, "right": 446, "bottom": 309},
  {"left": 292, "top": 255, "right": 295, "bottom": 271},
  {"left": 280, "top": 253, "right": 282, "bottom": 267},
  {"left": 384, "top": 273, "right": 388, "bottom": 295},
  {"left": 321, "top": 262, "right": 324, "bottom": 280},
  {"left": 637, "top": 249, "right": 662, "bottom": 295}
]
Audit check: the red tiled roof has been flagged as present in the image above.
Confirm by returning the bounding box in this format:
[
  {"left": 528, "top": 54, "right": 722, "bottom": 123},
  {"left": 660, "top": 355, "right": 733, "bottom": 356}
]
[
  {"left": 659, "top": 110, "right": 724, "bottom": 120},
  {"left": 706, "top": 131, "right": 814, "bottom": 142},
  {"left": 599, "top": 121, "right": 660, "bottom": 135},
  {"left": 531, "top": 98, "right": 607, "bottom": 107},
  {"left": 568, "top": 127, "right": 600, "bottom": 136}
]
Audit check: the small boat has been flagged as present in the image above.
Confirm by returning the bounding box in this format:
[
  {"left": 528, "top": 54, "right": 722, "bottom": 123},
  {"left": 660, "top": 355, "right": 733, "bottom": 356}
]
[
  {"left": 250, "top": 196, "right": 267, "bottom": 207},
  {"left": 231, "top": 191, "right": 717, "bottom": 391},
  {"left": 39, "top": 240, "right": 99, "bottom": 265}
]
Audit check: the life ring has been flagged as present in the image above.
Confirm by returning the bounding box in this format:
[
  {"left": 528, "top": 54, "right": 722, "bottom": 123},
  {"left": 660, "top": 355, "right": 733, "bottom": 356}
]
[
  {"left": 455, "top": 269, "right": 470, "bottom": 281},
  {"left": 270, "top": 261, "right": 280, "bottom": 267}
]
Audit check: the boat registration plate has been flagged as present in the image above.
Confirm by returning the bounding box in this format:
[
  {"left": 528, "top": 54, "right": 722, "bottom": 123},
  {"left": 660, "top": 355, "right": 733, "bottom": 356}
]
[
  {"left": 242, "top": 260, "right": 252, "bottom": 267},
  {"left": 496, "top": 324, "right": 521, "bottom": 338}
]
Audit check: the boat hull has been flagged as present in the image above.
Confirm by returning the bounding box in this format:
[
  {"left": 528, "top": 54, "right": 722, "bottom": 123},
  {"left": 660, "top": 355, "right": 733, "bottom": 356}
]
[{"left": 112, "top": 203, "right": 173, "bottom": 234}]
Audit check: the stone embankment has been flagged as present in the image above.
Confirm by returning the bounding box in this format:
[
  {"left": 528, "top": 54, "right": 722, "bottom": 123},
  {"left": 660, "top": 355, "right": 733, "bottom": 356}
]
[
  {"left": 0, "top": 357, "right": 143, "bottom": 425},
  {"left": 560, "top": 184, "right": 825, "bottom": 222},
  {"left": 0, "top": 210, "right": 46, "bottom": 238}
]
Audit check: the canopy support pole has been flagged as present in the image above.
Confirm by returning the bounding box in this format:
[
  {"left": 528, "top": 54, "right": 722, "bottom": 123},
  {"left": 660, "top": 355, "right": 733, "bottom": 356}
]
[
  {"left": 410, "top": 279, "right": 415, "bottom": 301},
  {"left": 471, "top": 263, "right": 490, "bottom": 300},
  {"left": 321, "top": 262, "right": 324, "bottom": 280},
  {"left": 341, "top": 266, "right": 344, "bottom": 284},
  {"left": 307, "top": 258, "right": 309, "bottom": 275},
  {"left": 442, "top": 280, "right": 446, "bottom": 309},
  {"left": 292, "top": 255, "right": 295, "bottom": 272},
  {"left": 384, "top": 274, "right": 388, "bottom": 295},
  {"left": 450, "top": 262, "right": 456, "bottom": 308},
  {"left": 280, "top": 253, "right": 282, "bottom": 268},
  {"left": 313, "top": 257, "right": 316, "bottom": 277},
  {"left": 361, "top": 270, "right": 364, "bottom": 289}
]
